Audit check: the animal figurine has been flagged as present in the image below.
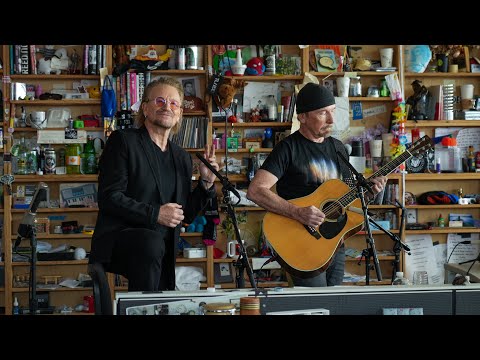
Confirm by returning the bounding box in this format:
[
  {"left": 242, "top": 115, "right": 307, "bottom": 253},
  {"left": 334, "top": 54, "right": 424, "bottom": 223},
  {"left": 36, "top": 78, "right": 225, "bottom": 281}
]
[
  {"left": 214, "top": 78, "right": 245, "bottom": 109},
  {"left": 245, "top": 57, "right": 265, "bottom": 76}
]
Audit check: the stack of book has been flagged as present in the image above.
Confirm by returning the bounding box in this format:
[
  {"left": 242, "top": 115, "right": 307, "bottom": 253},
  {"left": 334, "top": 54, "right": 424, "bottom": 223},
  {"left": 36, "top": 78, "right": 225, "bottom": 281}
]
[{"left": 458, "top": 110, "right": 480, "bottom": 120}]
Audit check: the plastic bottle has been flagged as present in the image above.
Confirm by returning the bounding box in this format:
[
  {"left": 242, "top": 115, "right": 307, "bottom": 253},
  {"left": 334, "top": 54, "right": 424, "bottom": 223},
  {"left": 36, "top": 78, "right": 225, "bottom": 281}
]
[
  {"left": 392, "top": 271, "right": 411, "bottom": 285},
  {"left": 13, "top": 297, "right": 19, "bottom": 315},
  {"left": 438, "top": 214, "right": 445, "bottom": 227},
  {"left": 266, "top": 95, "right": 277, "bottom": 121}
]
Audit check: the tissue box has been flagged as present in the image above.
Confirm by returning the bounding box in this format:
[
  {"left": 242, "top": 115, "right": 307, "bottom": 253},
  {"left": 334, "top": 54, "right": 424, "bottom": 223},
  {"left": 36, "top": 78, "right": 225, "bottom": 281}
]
[
  {"left": 370, "top": 220, "right": 391, "bottom": 231},
  {"left": 183, "top": 248, "right": 206, "bottom": 258}
]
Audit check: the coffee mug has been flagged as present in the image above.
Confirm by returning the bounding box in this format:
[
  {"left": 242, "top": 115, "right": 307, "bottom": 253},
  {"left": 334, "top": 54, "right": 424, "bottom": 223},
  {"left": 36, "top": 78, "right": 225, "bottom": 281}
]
[
  {"left": 227, "top": 240, "right": 245, "bottom": 259},
  {"left": 28, "top": 111, "right": 47, "bottom": 129}
]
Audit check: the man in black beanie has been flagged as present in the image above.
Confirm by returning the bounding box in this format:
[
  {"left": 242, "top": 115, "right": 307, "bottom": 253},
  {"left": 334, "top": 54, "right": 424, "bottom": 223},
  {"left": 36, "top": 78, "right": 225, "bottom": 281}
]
[{"left": 247, "top": 83, "right": 387, "bottom": 287}]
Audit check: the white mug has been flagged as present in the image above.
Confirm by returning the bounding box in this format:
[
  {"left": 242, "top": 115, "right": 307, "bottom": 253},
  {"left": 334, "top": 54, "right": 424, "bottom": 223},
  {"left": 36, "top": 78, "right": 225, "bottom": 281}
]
[
  {"left": 227, "top": 240, "right": 245, "bottom": 259},
  {"left": 336, "top": 77, "right": 350, "bottom": 97},
  {"left": 28, "top": 111, "right": 47, "bottom": 129}
]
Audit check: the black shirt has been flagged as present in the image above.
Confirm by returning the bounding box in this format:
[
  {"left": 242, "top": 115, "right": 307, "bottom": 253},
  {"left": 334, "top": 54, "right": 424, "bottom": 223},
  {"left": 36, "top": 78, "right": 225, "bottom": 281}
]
[{"left": 261, "top": 131, "right": 347, "bottom": 200}]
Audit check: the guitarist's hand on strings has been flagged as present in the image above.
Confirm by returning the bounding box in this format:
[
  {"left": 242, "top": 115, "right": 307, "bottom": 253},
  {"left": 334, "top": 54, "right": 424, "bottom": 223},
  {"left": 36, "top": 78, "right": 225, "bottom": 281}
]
[
  {"left": 369, "top": 176, "right": 387, "bottom": 194},
  {"left": 295, "top": 206, "right": 326, "bottom": 228}
]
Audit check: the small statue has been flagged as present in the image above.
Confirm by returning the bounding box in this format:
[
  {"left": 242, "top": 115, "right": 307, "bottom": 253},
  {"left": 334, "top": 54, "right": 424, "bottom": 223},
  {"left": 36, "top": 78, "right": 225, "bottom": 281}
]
[
  {"left": 406, "top": 80, "right": 431, "bottom": 120},
  {"left": 70, "top": 49, "right": 80, "bottom": 74}
]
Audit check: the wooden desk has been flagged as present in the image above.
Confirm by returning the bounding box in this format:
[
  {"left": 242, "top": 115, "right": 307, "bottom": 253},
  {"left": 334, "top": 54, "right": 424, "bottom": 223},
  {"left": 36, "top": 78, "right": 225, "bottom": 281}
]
[{"left": 444, "top": 261, "right": 480, "bottom": 282}]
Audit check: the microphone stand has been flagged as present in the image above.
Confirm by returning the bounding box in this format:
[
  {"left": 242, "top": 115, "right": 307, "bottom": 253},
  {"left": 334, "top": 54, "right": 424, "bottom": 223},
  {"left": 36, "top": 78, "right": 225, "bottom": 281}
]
[
  {"left": 337, "top": 151, "right": 382, "bottom": 284},
  {"left": 17, "top": 223, "right": 38, "bottom": 315},
  {"left": 196, "top": 153, "right": 257, "bottom": 290},
  {"left": 386, "top": 200, "right": 411, "bottom": 282}
]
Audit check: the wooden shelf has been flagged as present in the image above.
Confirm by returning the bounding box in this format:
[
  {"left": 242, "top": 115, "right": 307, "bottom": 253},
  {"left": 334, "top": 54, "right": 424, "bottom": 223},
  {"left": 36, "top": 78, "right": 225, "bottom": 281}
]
[
  {"left": 225, "top": 75, "right": 303, "bottom": 81},
  {"left": 13, "top": 174, "right": 98, "bottom": 182},
  {"left": 12, "top": 260, "right": 88, "bottom": 266},
  {"left": 10, "top": 74, "right": 100, "bottom": 80},
  {"left": 405, "top": 173, "right": 480, "bottom": 180},
  {"left": 12, "top": 127, "right": 103, "bottom": 132},
  {"left": 406, "top": 228, "right": 480, "bottom": 234},
  {"left": 12, "top": 287, "right": 92, "bottom": 292},
  {"left": 310, "top": 71, "right": 398, "bottom": 77},
  {"left": 215, "top": 148, "right": 273, "bottom": 153},
  {"left": 176, "top": 257, "right": 207, "bottom": 263},
  {"left": 11, "top": 100, "right": 101, "bottom": 105},
  {"left": 150, "top": 69, "right": 206, "bottom": 75},
  {"left": 227, "top": 122, "right": 292, "bottom": 128},
  {"left": 10, "top": 233, "right": 92, "bottom": 240},
  {"left": 405, "top": 120, "right": 480, "bottom": 127},
  {"left": 404, "top": 72, "right": 480, "bottom": 78},
  {"left": 180, "top": 232, "right": 202, "bottom": 237},
  {"left": 407, "top": 204, "right": 480, "bottom": 209},
  {"left": 11, "top": 208, "right": 99, "bottom": 213}
]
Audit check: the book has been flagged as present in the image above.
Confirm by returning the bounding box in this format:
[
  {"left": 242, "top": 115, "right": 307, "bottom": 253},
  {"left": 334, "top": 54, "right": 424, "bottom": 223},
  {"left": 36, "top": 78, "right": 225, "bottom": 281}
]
[{"left": 314, "top": 49, "right": 337, "bottom": 72}]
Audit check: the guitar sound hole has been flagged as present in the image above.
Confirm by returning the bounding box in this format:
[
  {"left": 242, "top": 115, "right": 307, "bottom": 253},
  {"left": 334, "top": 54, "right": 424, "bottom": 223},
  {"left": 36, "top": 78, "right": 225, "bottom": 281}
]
[{"left": 322, "top": 201, "right": 343, "bottom": 220}]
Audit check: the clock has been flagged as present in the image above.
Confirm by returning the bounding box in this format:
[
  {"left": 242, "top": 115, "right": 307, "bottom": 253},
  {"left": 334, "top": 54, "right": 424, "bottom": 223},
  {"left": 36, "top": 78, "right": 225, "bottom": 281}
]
[{"left": 406, "top": 152, "right": 427, "bottom": 173}]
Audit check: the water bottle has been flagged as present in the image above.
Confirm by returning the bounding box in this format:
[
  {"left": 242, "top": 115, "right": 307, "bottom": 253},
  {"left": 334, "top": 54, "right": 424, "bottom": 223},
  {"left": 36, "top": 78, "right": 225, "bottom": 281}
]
[{"left": 13, "top": 297, "right": 20, "bottom": 315}]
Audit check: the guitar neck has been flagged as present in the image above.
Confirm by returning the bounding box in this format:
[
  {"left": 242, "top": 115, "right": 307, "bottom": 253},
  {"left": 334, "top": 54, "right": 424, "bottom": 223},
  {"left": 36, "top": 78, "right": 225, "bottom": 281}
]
[
  {"left": 368, "top": 149, "right": 412, "bottom": 179},
  {"left": 338, "top": 149, "right": 412, "bottom": 208}
]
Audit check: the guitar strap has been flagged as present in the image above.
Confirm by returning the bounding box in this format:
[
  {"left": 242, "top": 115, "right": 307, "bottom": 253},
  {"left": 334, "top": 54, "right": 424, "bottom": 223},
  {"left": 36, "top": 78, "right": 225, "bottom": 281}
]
[{"left": 332, "top": 137, "right": 354, "bottom": 185}]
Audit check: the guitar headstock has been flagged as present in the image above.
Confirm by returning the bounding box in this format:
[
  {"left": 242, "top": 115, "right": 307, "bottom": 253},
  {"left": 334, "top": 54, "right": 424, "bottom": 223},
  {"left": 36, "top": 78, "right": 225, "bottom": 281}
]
[{"left": 408, "top": 135, "right": 433, "bottom": 156}]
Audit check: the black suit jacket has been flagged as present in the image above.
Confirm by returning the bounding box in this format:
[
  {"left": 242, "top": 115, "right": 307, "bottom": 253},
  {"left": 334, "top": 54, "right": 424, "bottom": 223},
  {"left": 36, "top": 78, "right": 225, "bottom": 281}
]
[{"left": 90, "top": 126, "right": 214, "bottom": 283}]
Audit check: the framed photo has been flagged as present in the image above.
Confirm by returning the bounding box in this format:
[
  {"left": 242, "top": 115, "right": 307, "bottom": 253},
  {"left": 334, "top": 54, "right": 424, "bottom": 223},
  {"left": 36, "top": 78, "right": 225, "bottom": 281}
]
[
  {"left": 34, "top": 217, "right": 50, "bottom": 235},
  {"left": 322, "top": 79, "right": 335, "bottom": 95},
  {"left": 214, "top": 263, "right": 233, "bottom": 283}
]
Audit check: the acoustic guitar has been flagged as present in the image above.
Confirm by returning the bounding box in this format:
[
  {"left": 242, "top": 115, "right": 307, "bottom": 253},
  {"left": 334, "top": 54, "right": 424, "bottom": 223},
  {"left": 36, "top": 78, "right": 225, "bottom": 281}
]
[{"left": 262, "top": 135, "right": 432, "bottom": 278}]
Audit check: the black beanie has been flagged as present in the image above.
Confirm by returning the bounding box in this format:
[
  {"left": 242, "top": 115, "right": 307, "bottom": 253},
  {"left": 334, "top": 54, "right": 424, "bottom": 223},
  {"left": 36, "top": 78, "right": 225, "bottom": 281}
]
[{"left": 296, "top": 83, "right": 335, "bottom": 114}]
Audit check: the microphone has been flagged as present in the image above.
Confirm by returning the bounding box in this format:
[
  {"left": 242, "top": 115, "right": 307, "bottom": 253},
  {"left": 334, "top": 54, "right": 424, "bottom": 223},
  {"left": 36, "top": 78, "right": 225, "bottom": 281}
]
[
  {"left": 195, "top": 152, "right": 241, "bottom": 204},
  {"left": 336, "top": 150, "right": 374, "bottom": 196},
  {"left": 15, "top": 182, "right": 48, "bottom": 249}
]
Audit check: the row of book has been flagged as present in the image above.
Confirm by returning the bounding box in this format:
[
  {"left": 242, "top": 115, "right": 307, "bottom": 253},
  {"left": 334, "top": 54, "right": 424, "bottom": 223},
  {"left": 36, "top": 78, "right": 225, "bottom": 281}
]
[
  {"left": 169, "top": 116, "right": 208, "bottom": 149},
  {"left": 372, "top": 183, "right": 400, "bottom": 205},
  {"left": 112, "top": 72, "right": 151, "bottom": 112},
  {"left": 9, "top": 45, "right": 107, "bottom": 75}
]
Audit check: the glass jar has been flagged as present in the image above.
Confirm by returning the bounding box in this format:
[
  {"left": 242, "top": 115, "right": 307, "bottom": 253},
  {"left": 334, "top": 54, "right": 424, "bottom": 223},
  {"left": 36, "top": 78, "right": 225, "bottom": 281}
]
[{"left": 349, "top": 76, "right": 362, "bottom": 97}]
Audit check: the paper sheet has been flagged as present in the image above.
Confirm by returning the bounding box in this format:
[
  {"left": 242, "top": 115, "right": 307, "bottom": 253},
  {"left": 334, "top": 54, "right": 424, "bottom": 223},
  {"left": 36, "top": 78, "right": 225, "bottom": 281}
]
[
  {"left": 446, "top": 233, "right": 480, "bottom": 263},
  {"left": 404, "top": 234, "right": 443, "bottom": 284}
]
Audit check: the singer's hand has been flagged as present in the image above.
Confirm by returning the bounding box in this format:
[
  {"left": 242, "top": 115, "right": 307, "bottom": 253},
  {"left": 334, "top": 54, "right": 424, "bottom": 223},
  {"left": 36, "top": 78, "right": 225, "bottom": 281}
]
[
  {"left": 158, "top": 203, "right": 184, "bottom": 228},
  {"left": 370, "top": 176, "right": 387, "bottom": 194},
  {"left": 199, "top": 144, "right": 219, "bottom": 184},
  {"left": 295, "top": 206, "right": 326, "bottom": 228}
]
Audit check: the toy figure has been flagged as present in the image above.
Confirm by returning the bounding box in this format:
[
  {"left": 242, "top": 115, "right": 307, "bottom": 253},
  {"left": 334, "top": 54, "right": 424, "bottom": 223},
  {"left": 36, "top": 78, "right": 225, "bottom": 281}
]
[
  {"left": 245, "top": 57, "right": 265, "bottom": 76},
  {"left": 406, "top": 80, "right": 431, "bottom": 120}
]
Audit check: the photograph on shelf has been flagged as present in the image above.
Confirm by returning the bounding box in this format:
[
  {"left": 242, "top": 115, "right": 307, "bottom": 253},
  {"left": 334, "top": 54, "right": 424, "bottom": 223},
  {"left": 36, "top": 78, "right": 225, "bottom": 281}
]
[
  {"left": 214, "top": 263, "right": 233, "bottom": 283},
  {"left": 34, "top": 218, "right": 50, "bottom": 235},
  {"left": 212, "top": 93, "right": 243, "bottom": 122},
  {"left": 177, "top": 76, "right": 204, "bottom": 111}
]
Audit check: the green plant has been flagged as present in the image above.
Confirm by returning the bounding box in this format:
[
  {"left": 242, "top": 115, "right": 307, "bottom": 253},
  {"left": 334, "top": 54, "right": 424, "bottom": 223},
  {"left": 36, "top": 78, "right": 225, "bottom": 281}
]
[{"left": 221, "top": 211, "right": 247, "bottom": 240}]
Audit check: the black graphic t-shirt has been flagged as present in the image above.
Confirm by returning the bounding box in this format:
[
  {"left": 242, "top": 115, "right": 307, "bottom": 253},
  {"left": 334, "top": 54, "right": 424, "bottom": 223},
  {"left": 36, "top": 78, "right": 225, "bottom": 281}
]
[{"left": 261, "top": 131, "right": 349, "bottom": 200}]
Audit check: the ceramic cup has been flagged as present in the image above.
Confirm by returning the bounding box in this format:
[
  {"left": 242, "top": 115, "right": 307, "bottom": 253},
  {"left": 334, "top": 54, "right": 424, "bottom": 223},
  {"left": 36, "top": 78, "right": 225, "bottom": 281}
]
[{"left": 336, "top": 77, "right": 350, "bottom": 97}]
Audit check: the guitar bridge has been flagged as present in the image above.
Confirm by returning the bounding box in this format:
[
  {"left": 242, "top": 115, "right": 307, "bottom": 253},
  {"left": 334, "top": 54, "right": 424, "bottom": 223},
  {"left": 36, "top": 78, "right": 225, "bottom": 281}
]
[{"left": 303, "top": 225, "right": 321, "bottom": 239}]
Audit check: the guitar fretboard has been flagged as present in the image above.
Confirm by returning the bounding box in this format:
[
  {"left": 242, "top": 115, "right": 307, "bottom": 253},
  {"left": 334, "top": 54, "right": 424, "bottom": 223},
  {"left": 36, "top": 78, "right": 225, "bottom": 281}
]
[{"left": 324, "top": 149, "right": 413, "bottom": 217}]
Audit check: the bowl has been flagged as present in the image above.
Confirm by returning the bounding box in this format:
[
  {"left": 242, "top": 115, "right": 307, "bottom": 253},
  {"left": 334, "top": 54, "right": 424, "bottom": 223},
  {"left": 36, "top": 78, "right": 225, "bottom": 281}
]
[{"left": 231, "top": 65, "right": 246, "bottom": 76}]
